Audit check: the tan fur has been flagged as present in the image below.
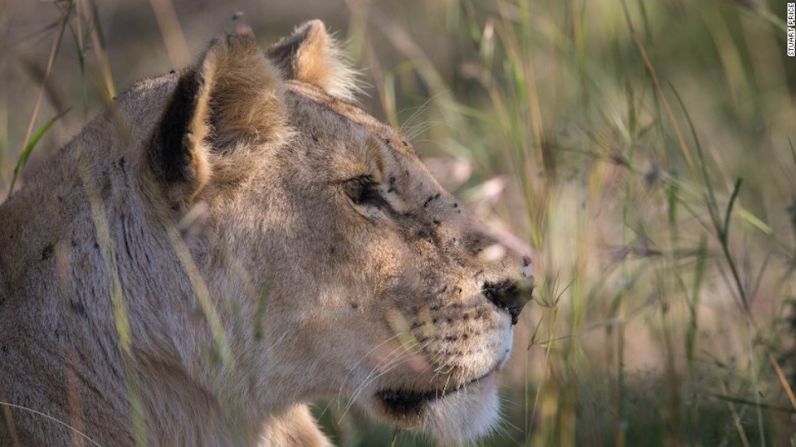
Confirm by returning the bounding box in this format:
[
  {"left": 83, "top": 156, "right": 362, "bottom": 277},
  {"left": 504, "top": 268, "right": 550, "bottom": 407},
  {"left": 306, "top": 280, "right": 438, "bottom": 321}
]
[
  {"left": 0, "top": 21, "right": 531, "bottom": 447},
  {"left": 194, "top": 36, "right": 288, "bottom": 147},
  {"left": 267, "top": 20, "right": 361, "bottom": 102},
  {"left": 260, "top": 405, "right": 332, "bottom": 447}
]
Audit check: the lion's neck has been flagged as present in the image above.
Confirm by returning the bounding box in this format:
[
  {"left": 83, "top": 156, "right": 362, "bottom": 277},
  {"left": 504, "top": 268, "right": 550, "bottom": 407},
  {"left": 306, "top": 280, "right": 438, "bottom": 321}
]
[{"left": 0, "top": 125, "right": 291, "bottom": 446}]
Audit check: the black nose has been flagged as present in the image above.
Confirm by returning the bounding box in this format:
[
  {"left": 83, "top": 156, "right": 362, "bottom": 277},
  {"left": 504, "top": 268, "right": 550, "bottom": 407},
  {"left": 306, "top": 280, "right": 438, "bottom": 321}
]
[{"left": 483, "top": 280, "right": 531, "bottom": 325}]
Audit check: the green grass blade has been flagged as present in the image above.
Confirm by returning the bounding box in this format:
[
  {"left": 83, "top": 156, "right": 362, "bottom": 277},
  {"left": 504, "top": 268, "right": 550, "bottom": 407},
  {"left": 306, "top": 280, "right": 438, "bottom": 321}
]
[
  {"left": 721, "top": 178, "right": 742, "bottom": 244},
  {"left": 9, "top": 110, "right": 67, "bottom": 194}
]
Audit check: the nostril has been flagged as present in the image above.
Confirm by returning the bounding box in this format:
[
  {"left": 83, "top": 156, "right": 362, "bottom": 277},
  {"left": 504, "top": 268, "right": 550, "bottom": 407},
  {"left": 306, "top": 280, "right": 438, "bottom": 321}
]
[
  {"left": 521, "top": 256, "right": 533, "bottom": 279},
  {"left": 483, "top": 279, "right": 531, "bottom": 325}
]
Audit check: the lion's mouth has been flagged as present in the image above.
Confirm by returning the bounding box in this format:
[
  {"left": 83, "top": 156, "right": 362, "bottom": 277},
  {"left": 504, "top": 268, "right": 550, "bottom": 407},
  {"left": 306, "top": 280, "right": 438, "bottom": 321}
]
[{"left": 375, "top": 364, "right": 500, "bottom": 417}]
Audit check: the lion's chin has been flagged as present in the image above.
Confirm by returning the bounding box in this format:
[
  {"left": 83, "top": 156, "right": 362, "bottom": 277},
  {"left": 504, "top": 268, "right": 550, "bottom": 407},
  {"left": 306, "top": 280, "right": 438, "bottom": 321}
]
[{"left": 372, "top": 370, "right": 500, "bottom": 445}]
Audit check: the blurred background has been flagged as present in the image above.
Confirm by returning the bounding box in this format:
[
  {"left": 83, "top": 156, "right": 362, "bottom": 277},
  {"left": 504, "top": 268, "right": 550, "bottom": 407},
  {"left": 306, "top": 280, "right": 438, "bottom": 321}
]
[{"left": 1, "top": 0, "right": 795, "bottom": 445}]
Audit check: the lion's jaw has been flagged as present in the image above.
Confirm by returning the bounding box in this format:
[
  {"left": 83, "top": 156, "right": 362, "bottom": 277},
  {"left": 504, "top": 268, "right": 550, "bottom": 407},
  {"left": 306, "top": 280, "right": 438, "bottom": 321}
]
[
  {"left": 420, "top": 371, "right": 501, "bottom": 445},
  {"left": 367, "top": 330, "right": 513, "bottom": 445},
  {"left": 267, "top": 305, "right": 513, "bottom": 445},
  {"left": 249, "top": 249, "right": 522, "bottom": 444}
]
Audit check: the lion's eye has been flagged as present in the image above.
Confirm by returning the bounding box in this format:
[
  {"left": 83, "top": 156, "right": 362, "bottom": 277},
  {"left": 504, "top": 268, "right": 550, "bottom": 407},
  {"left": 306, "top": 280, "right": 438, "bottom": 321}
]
[{"left": 343, "top": 175, "right": 382, "bottom": 205}]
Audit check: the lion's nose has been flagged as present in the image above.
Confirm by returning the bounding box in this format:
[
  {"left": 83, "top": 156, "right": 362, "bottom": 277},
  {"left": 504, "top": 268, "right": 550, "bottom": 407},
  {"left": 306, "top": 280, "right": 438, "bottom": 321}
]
[{"left": 482, "top": 278, "right": 532, "bottom": 325}]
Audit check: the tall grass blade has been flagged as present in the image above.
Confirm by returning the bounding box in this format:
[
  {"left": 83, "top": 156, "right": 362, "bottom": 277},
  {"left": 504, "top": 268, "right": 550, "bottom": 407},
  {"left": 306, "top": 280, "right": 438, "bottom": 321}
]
[{"left": 9, "top": 111, "right": 67, "bottom": 194}]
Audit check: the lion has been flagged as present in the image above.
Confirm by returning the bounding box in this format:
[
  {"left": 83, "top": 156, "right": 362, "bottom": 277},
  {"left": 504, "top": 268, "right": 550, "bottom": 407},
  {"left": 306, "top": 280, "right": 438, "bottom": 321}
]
[{"left": 0, "top": 20, "right": 533, "bottom": 446}]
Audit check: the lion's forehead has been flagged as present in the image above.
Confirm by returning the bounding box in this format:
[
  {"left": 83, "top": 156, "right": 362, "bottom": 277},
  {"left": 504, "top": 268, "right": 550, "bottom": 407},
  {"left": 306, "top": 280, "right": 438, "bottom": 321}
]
[{"left": 284, "top": 81, "right": 419, "bottom": 160}]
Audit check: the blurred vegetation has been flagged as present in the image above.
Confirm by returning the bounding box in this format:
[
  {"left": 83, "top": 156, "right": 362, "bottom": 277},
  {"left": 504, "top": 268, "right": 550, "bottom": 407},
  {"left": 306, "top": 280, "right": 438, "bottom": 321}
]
[{"left": 1, "top": 0, "right": 795, "bottom": 445}]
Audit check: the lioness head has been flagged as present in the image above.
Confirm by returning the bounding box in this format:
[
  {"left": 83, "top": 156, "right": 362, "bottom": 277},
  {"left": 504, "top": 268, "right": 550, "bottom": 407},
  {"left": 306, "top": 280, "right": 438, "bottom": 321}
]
[{"left": 98, "top": 20, "right": 533, "bottom": 445}]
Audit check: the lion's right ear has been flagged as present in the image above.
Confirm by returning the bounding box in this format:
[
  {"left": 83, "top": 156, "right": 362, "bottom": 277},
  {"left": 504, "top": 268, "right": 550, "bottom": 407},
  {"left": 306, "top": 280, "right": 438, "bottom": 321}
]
[
  {"left": 150, "top": 34, "right": 287, "bottom": 203},
  {"left": 266, "top": 20, "right": 359, "bottom": 102}
]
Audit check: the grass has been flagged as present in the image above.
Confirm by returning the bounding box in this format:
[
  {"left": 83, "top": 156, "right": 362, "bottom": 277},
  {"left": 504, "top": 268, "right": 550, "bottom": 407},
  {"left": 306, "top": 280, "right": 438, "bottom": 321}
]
[{"left": 1, "top": 0, "right": 795, "bottom": 445}]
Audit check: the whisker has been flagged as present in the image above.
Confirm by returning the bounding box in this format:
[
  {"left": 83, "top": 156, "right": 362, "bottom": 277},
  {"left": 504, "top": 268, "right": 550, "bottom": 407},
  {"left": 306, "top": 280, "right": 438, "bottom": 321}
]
[{"left": 0, "top": 401, "right": 102, "bottom": 447}]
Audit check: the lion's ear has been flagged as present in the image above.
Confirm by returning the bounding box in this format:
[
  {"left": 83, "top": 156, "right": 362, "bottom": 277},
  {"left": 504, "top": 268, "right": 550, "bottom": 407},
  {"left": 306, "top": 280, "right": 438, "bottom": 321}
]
[
  {"left": 151, "top": 33, "right": 287, "bottom": 202},
  {"left": 267, "top": 20, "right": 359, "bottom": 101}
]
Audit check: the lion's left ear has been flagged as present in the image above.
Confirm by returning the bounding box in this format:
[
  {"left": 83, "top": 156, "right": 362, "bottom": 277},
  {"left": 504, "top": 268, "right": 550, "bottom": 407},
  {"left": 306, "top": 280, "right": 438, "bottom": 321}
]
[{"left": 266, "top": 20, "right": 360, "bottom": 101}]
